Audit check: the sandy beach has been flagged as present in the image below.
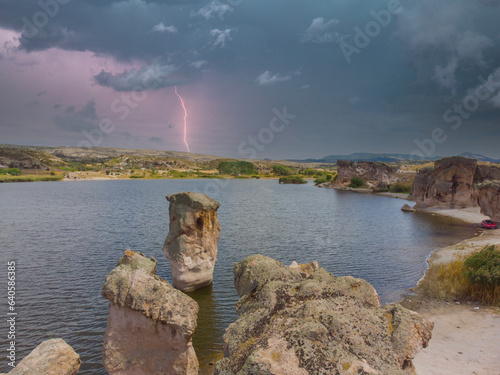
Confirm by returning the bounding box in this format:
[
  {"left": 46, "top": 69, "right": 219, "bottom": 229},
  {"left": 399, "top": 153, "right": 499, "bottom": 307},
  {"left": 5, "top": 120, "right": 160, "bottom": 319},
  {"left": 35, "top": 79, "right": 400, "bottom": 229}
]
[{"left": 407, "top": 206, "right": 500, "bottom": 375}]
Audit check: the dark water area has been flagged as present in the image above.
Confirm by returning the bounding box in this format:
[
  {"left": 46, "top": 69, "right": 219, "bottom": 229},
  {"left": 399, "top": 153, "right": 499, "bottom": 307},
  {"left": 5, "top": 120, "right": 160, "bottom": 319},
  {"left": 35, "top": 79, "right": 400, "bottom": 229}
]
[{"left": 0, "top": 179, "right": 477, "bottom": 374}]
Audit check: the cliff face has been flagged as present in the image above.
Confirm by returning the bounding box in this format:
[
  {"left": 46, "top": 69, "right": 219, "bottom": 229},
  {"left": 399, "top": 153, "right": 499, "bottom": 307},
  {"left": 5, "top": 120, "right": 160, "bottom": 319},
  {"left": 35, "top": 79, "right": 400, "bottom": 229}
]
[
  {"left": 215, "top": 255, "right": 433, "bottom": 375},
  {"left": 336, "top": 160, "right": 397, "bottom": 186},
  {"left": 102, "top": 250, "right": 199, "bottom": 375},
  {"left": 411, "top": 157, "right": 500, "bottom": 210},
  {"left": 478, "top": 182, "right": 500, "bottom": 222},
  {"left": 164, "top": 192, "right": 221, "bottom": 292}
]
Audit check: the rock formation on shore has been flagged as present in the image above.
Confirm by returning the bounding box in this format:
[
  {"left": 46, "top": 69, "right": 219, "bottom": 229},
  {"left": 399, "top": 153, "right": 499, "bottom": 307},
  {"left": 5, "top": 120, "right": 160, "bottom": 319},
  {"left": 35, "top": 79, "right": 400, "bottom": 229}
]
[
  {"left": 411, "top": 157, "right": 478, "bottom": 209},
  {"left": 336, "top": 160, "right": 397, "bottom": 187},
  {"left": 164, "top": 192, "right": 221, "bottom": 292},
  {"left": 3, "top": 339, "right": 80, "bottom": 375},
  {"left": 102, "top": 250, "right": 199, "bottom": 375},
  {"left": 215, "top": 255, "right": 433, "bottom": 375},
  {"left": 478, "top": 181, "right": 500, "bottom": 222},
  {"left": 411, "top": 157, "right": 500, "bottom": 211}
]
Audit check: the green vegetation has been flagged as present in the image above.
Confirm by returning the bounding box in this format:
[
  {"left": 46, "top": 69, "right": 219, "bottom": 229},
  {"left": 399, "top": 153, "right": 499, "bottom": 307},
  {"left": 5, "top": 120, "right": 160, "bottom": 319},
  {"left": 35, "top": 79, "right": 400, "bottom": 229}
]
[
  {"left": 388, "top": 182, "right": 412, "bottom": 194},
  {"left": 419, "top": 245, "right": 500, "bottom": 306},
  {"left": 272, "top": 164, "right": 297, "bottom": 176},
  {"left": 0, "top": 175, "right": 63, "bottom": 183},
  {"left": 0, "top": 168, "right": 21, "bottom": 176},
  {"left": 168, "top": 170, "right": 189, "bottom": 178},
  {"left": 314, "top": 173, "right": 336, "bottom": 186},
  {"left": 349, "top": 177, "right": 365, "bottom": 188},
  {"left": 279, "top": 176, "right": 307, "bottom": 184},
  {"left": 217, "top": 161, "right": 255, "bottom": 175}
]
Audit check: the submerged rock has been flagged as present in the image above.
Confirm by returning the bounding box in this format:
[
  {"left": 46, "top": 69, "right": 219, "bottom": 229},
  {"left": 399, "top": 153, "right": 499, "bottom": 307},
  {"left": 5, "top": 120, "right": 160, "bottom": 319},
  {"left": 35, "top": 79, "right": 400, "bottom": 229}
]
[
  {"left": 7, "top": 339, "right": 80, "bottom": 375},
  {"left": 164, "top": 192, "right": 221, "bottom": 292},
  {"left": 102, "top": 250, "right": 199, "bottom": 375},
  {"left": 401, "top": 204, "right": 416, "bottom": 212},
  {"left": 215, "top": 255, "right": 433, "bottom": 375},
  {"left": 478, "top": 181, "right": 500, "bottom": 222}
]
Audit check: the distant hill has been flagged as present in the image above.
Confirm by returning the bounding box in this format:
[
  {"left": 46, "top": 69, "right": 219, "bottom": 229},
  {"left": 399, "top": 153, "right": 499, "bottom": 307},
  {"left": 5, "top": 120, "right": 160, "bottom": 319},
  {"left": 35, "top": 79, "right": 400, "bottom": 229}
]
[{"left": 290, "top": 152, "right": 500, "bottom": 163}]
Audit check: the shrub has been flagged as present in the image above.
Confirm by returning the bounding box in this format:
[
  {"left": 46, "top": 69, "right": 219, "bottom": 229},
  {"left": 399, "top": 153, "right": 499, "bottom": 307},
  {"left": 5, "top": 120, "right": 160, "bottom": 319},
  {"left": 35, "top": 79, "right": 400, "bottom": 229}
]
[
  {"left": 349, "top": 177, "right": 365, "bottom": 188},
  {"left": 326, "top": 174, "right": 333, "bottom": 181},
  {"left": 279, "top": 176, "right": 307, "bottom": 184},
  {"left": 217, "top": 161, "right": 255, "bottom": 175},
  {"left": 388, "top": 183, "right": 412, "bottom": 194},
  {"left": 464, "top": 245, "right": 500, "bottom": 286},
  {"left": 0, "top": 168, "right": 21, "bottom": 176},
  {"left": 272, "top": 164, "right": 297, "bottom": 176},
  {"left": 418, "top": 245, "right": 500, "bottom": 306}
]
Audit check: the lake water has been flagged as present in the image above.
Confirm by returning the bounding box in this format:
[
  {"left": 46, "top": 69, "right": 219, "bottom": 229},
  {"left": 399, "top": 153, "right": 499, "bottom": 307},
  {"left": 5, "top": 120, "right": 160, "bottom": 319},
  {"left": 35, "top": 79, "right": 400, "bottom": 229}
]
[{"left": 0, "top": 179, "right": 477, "bottom": 374}]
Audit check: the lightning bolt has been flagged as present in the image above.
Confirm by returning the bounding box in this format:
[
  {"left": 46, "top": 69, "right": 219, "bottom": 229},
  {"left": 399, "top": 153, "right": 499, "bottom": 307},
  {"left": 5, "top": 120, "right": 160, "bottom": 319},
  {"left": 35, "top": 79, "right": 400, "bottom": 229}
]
[{"left": 174, "top": 86, "right": 190, "bottom": 153}]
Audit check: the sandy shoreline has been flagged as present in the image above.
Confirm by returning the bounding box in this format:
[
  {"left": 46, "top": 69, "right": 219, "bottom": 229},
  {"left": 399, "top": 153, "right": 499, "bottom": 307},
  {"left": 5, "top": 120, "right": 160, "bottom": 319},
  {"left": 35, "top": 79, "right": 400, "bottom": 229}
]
[{"left": 400, "top": 205, "right": 500, "bottom": 375}]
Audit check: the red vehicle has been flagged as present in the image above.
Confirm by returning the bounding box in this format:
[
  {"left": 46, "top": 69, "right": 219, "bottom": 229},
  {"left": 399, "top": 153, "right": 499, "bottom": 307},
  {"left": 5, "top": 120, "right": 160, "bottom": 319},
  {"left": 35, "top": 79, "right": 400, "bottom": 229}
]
[{"left": 481, "top": 220, "right": 498, "bottom": 230}]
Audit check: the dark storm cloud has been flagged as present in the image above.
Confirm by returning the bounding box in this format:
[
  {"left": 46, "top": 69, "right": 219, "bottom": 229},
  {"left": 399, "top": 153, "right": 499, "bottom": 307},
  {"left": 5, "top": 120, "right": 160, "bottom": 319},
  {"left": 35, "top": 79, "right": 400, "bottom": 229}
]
[
  {"left": 53, "top": 101, "right": 100, "bottom": 132},
  {"left": 94, "top": 62, "right": 181, "bottom": 91}
]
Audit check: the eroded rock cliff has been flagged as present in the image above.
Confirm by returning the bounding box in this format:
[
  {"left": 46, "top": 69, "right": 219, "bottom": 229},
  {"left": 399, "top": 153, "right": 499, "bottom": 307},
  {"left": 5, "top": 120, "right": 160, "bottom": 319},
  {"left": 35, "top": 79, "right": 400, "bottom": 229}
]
[
  {"left": 478, "top": 181, "right": 500, "bottom": 222},
  {"left": 164, "top": 192, "right": 221, "bottom": 292},
  {"left": 102, "top": 250, "right": 199, "bottom": 375},
  {"left": 411, "top": 157, "right": 478, "bottom": 208},
  {"left": 215, "top": 255, "right": 433, "bottom": 375},
  {"left": 336, "top": 160, "right": 397, "bottom": 187}
]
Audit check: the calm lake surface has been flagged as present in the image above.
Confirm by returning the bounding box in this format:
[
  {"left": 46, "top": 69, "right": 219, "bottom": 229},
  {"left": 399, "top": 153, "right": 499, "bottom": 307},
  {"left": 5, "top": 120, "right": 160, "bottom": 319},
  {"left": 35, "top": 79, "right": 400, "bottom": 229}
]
[{"left": 0, "top": 179, "right": 477, "bottom": 374}]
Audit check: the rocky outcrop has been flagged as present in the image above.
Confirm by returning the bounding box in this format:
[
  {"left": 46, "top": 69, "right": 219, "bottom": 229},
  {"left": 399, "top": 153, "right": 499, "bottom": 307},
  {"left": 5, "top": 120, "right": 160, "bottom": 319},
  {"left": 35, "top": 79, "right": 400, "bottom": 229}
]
[
  {"left": 215, "top": 255, "right": 433, "bottom": 375},
  {"left": 102, "top": 250, "right": 199, "bottom": 375},
  {"left": 336, "top": 160, "right": 397, "bottom": 187},
  {"left": 474, "top": 164, "right": 500, "bottom": 183},
  {"left": 164, "top": 192, "right": 221, "bottom": 292},
  {"left": 6, "top": 339, "right": 80, "bottom": 375},
  {"left": 411, "top": 157, "right": 478, "bottom": 209},
  {"left": 478, "top": 181, "right": 500, "bottom": 222}
]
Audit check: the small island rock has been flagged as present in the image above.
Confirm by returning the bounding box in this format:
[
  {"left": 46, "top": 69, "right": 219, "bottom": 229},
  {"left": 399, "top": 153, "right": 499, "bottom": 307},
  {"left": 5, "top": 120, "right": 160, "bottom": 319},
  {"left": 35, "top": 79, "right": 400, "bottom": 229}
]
[
  {"left": 164, "top": 192, "right": 221, "bottom": 292},
  {"left": 401, "top": 204, "right": 416, "bottom": 212}
]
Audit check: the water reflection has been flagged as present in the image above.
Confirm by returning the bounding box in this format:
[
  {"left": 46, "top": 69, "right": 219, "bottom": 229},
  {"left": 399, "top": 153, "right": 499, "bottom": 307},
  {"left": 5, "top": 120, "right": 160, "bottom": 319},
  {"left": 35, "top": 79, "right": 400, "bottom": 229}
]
[{"left": 188, "top": 284, "right": 226, "bottom": 375}]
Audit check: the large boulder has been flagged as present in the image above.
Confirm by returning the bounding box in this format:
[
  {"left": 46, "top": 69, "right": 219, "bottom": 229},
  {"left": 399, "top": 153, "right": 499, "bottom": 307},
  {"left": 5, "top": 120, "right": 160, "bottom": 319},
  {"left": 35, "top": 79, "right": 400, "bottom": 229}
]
[
  {"left": 336, "top": 160, "right": 397, "bottom": 186},
  {"left": 163, "top": 192, "right": 221, "bottom": 292},
  {"left": 215, "top": 255, "right": 433, "bottom": 375},
  {"left": 478, "top": 181, "right": 500, "bottom": 222},
  {"left": 411, "top": 157, "right": 478, "bottom": 208},
  {"left": 6, "top": 339, "right": 80, "bottom": 375},
  {"left": 102, "top": 250, "right": 199, "bottom": 375}
]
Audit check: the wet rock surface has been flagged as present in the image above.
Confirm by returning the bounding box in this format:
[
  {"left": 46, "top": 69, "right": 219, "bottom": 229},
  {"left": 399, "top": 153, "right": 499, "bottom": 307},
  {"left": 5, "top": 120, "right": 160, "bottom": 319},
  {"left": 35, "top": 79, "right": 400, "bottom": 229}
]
[
  {"left": 164, "top": 192, "right": 221, "bottom": 292},
  {"left": 215, "top": 255, "right": 433, "bottom": 375},
  {"left": 102, "top": 250, "right": 199, "bottom": 375}
]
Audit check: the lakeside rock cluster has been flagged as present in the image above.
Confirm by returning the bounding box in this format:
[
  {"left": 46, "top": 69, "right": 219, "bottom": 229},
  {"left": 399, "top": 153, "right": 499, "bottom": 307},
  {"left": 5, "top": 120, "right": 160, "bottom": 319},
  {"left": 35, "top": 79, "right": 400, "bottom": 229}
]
[
  {"left": 411, "top": 156, "right": 500, "bottom": 220},
  {"left": 336, "top": 160, "right": 397, "bottom": 187},
  {"left": 101, "top": 250, "right": 199, "bottom": 375},
  {"left": 163, "top": 192, "right": 221, "bottom": 292},
  {"left": 215, "top": 255, "right": 433, "bottom": 375}
]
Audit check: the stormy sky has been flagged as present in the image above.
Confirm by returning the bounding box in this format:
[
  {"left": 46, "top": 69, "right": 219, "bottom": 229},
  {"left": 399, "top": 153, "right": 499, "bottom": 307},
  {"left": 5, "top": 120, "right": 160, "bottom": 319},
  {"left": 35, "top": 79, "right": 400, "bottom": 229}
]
[{"left": 1, "top": 0, "right": 500, "bottom": 159}]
